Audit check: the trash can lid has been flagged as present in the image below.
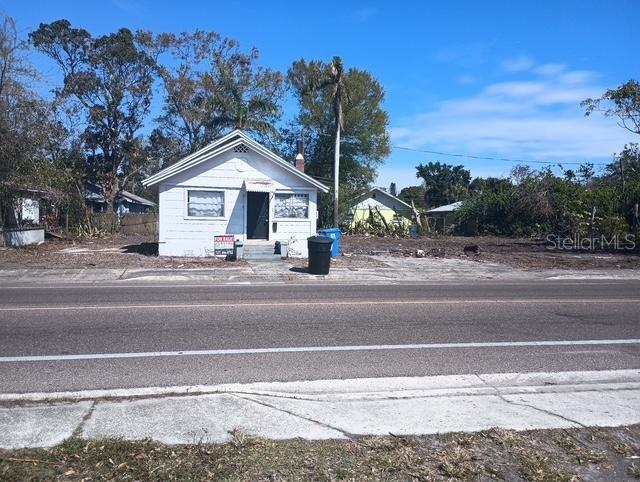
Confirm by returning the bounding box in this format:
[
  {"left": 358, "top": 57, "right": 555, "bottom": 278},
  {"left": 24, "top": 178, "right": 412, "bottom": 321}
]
[{"left": 307, "top": 235, "right": 334, "bottom": 244}]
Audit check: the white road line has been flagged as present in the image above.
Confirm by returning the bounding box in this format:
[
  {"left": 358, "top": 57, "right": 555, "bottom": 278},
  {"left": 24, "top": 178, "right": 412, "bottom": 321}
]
[
  {"left": 0, "top": 298, "right": 639, "bottom": 312},
  {"left": 0, "top": 280, "right": 632, "bottom": 289},
  {"left": 2, "top": 339, "right": 639, "bottom": 363}
]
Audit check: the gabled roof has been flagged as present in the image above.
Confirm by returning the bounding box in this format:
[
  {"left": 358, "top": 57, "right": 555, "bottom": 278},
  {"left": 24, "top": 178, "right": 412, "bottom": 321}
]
[
  {"left": 351, "top": 187, "right": 412, "bottom": 210},
  {"left": 142, "top": 130, "right": 329, "bottom": 193},
  {"left": 425, "top": 201, "right": 463, "bottom": 213}
]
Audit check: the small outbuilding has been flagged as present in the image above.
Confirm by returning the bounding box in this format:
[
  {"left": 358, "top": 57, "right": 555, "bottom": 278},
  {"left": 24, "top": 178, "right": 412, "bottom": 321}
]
[
  {"left": 425, "top": 201, "right": 462, "bottom": 231},
  {"left": 0, "top": 188, "right": 45, "bottom": 247},
  {"left": 142, "top": 130, "right": 329, "bottom": 257}
]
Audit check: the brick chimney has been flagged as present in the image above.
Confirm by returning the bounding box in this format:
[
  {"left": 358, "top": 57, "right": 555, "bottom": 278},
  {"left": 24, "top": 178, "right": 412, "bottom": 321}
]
[{"left": 295, "top": 139, "right": 305, "bottom": 173}]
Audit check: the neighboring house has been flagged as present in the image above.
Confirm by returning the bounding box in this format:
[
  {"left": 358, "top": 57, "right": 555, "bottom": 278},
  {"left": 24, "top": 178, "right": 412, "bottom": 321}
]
[
  {"left": 85, "top": 183, "right": 156, "bottom": 215},
  {"left": 347, "top": 187, "right": 412, "bottom": 228},
  {"left": 142, "top": 129, "right": 329, "bottom": 257},
  {"left": 0, "top": 188, "right": 45, "bottom": 247},
  {"left": 0, "top": 188, "right": 43, "bottom": 226},
  {"left": 425, "top": 201, "right": 462, "bottom": 230}
]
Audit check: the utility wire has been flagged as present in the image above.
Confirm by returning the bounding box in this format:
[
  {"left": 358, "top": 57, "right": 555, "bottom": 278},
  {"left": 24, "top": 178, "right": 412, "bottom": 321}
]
[
  {"left": 391, "top": 145, "right": 611, "bottom": 166},
  {"left": 306, "top": 130, "right": 611, "bottom": 166}
]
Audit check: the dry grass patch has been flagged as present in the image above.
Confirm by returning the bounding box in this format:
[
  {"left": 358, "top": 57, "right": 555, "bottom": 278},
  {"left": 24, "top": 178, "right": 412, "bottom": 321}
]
[{"left": 1, "top": 425, "right": 639, "bottom": 480}]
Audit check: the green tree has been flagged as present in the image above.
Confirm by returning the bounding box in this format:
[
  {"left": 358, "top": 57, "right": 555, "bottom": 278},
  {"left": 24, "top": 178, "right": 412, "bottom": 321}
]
[
  {"left": 455, "top": 179, "right": 518, "bottom": 235},
  {"left": 210, "top": 45, "right": 284, "bottom": 141},
  {"left": 148, "top": 31, "right": 224, "bottom": 159},
  {"left": 398, "top": 186, "right": 426, "bottom": 209},
  {"left": 456, "top": 165, "right": 629, "bottom": 237},
  {"left": 289, "top": 57, "right": 349, "bottom": 226},
  {"left": 30, "top": 20, "right": 155, "bottom": 212},
  {"left": 149, "top": 31, "right": 285, "bottom": 165},
  {"left": 603, "top": 143, "right": 640, "bottom": 226},
  {"left": 583, "top": 80, "right": 640, "bottom": 232},
  {"left": 1, "top": 16, "right": 83, "bottom": 227},
  {"left": 326, "top": 57, "right": 347, "bottom": 226},
  {"left": 582, "top": 79, "right": 640, "bottom": 135},
  {"left": 287, "top": 58, "right": 390, "bottom": 227},
  {"left": 415, "top": 162, "right": 471, "bottom": 208}
]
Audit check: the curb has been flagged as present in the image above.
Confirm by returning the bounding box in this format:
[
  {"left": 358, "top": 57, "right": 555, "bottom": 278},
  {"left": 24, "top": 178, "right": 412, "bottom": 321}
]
[{"left": 2, "top": 369, "right": 639, "bottom": 403}]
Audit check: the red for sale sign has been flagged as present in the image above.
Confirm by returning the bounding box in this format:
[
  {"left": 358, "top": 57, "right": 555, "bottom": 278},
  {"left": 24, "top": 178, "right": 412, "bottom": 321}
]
[{"left": 214, "top": 235, "right": 235, "bottom": 256}]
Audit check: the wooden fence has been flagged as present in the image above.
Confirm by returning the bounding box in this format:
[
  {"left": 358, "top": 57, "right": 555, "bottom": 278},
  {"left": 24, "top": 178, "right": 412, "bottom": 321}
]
[{"left": 119, "top": 213, "right": 158, "bottom": 235}]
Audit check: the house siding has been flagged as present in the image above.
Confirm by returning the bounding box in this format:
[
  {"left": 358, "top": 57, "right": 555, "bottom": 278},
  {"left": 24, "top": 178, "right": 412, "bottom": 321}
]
[
  {"left": 349, "top": 192, "right": 411, "bottom": 228},
  {"left": 158, "top": 149, "right": 318, "bottom": 257}
]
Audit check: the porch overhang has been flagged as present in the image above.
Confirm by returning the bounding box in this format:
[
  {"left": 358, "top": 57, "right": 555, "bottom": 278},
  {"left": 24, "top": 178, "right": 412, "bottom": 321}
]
[{"left": 244, "top": 179, "right": 275, "bottom": 193}]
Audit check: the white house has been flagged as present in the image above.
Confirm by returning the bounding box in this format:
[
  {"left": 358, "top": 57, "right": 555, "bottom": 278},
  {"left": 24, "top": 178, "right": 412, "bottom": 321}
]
[{"left": 142, "top": 130, "right": 329, "bottom": 258}]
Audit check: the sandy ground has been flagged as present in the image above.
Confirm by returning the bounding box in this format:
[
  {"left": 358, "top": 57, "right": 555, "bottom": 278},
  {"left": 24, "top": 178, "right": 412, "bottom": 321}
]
[
  {"left": 1, "top": 234, "right": 639, "bottom": 271},
  {"left": 342, "top": 235, "right": 640, "bottom": 270},
  {"left": 0, "top": 235, "right": 245, "bottom": 269}
]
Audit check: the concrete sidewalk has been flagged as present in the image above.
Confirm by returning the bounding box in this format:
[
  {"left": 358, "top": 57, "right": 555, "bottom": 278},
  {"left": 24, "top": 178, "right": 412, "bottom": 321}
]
[
  {"left": 2, "top": 370, "right": 639, "bottom": 449},
  {"left": 2, "top": 256, "right": 640, "bottom": 285}
]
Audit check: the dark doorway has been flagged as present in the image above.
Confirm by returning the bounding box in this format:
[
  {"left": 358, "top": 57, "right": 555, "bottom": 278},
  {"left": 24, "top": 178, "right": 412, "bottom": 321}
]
[{"left": 247, "top": 192, "right": 269, "bottom": 239}]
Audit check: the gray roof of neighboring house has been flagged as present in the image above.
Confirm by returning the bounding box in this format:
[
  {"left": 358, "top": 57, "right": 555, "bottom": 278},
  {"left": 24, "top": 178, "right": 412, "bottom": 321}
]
[
  {"left": 120, "top": 191, "right": 156, "bottom": 206},
  {"left": 351, "top": 187, "right": 412, "bottom": 210},
  {"left": 425, "top": 201, "right": 463, "bottom": 213},
  {"left": 85, "top": 184, "right": 155, "bottom": 206}
]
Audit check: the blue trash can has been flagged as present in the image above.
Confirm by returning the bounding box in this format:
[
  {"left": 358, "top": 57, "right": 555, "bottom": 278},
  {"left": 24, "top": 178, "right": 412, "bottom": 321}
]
[{"left": 317, "top": 228, "right": 341, "bottom": 257}]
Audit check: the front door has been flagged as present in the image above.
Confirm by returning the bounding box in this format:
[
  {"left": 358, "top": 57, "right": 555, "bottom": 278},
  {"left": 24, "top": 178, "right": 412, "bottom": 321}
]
[{"left": 247, "top": 192, "right": 269, "bottom": 239}]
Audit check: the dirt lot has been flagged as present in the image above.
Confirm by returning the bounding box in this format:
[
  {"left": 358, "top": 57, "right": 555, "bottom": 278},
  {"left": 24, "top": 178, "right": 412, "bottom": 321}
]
[
  {"left": 343, "top": 235, "right": 640, "bottom": 270},
  {"left": 0, "top": 235, "right": 245, "bottom": 269},
  {"left": 1, "top": 234, "right": 639, "bottom": 271},
  {"left": 1, "top": 425, "right": 639, "bottom": 481},
  {"left": 288, "top": 253, "right": 389, "bottom": 270}
]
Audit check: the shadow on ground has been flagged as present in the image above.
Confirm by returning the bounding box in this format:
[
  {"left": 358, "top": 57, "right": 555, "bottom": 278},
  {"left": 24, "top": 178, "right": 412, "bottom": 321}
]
[
  {"left": 122, "top": 242, "right": 159, "bottom": 256},
  {"left": 289, "top": 267, "right": 309, "bottom": 274}
]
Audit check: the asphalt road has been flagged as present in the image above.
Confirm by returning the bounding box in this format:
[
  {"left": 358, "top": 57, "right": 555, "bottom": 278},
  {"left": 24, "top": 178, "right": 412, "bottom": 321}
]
[{"left": 0, "top": 280, "right": 639, "bottom": 393}]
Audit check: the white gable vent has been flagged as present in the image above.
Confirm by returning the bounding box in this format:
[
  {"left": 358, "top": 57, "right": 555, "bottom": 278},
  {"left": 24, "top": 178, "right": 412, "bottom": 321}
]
[{"left": 234, "top": 143, "right": 249, "bottom": 153}]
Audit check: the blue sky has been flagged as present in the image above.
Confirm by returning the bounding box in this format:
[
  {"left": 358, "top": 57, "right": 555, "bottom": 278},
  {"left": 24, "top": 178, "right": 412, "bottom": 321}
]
[{"left": 3, "top": 0, "right": 639, "bottom": 189}]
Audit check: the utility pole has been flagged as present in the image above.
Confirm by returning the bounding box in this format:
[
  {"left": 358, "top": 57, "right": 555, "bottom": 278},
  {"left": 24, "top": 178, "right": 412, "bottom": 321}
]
[
  {"left": 333, "top": 123, "right": 340, "bottom": 227},
  {"left": 635, "top": 203, "right": 639, "bottom": 250}
]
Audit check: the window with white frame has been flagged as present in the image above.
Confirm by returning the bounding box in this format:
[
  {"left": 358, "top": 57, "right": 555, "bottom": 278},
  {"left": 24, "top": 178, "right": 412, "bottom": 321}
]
[
  {"left": 187, "top": 190, "right": 224, "bottom": 217},
  {"left": 275, "top": 193, "right": 308, "bottom": 218}
]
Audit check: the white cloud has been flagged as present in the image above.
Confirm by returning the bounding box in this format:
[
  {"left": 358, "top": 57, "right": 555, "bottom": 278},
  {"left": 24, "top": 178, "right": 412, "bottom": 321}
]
[
  {"left": 533, "top": 63, "right": 566, "bottom": 77},
  {"left": 389, "top": 60, "right": 636, "bottom": 171},
  {"left": 456, "top": 74, "right": 477, "bottom": 85},
  {"left": 499, "top": 55, "right": 535, "bottom": 73}
]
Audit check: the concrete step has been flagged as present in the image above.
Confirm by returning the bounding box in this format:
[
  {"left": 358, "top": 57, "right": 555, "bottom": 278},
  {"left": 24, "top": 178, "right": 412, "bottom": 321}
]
[
  {"left": 242, "top": 242, "right": 286, "bottom": 261},
  {"left": 244, "top": 250, "right": 277, "bottom": 256},
  {"left": 244, "top": 248, "right": 276, "bottom": 254}
]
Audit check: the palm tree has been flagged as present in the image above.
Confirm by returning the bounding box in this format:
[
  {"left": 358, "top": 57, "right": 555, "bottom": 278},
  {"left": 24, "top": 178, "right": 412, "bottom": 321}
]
[
  {"left": 291, "top": 56, "right": 349, "bottom": 226},
  {"left": 307, "top": 57, "right": 349, "bottom": 225},
  {"left": 328, "top": 57, "right": 347, "bottom": 227},
  {"left": 206, "top": 51, "right": 285, "bottom": 142}
]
